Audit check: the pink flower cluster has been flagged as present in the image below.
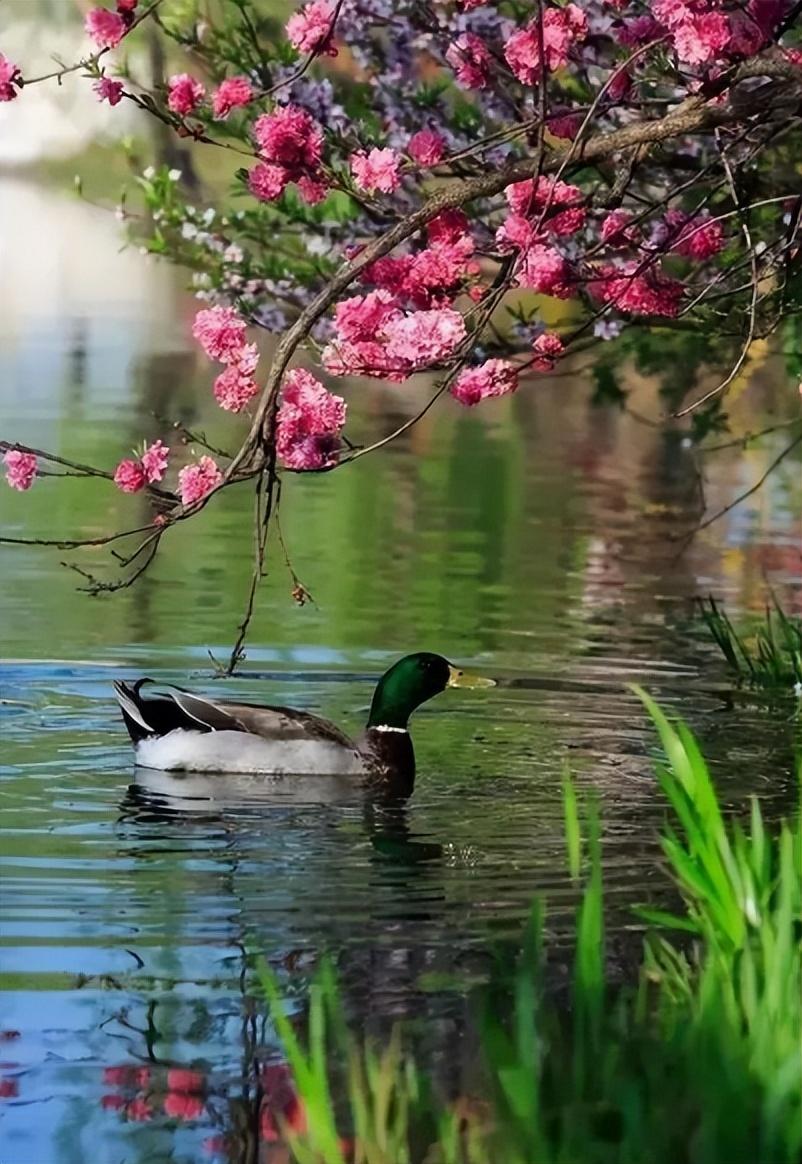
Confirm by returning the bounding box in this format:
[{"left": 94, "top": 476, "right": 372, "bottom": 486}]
[
  {"left": 4, "top": 450, "right": 37, "bottom": 491},
  {"left": 0, "top": 53, "right": 21, "bottom": 103},
  {"left": 212, "top": 76, "right": 253, "bottom": 119},
  {"left": 532, "top": 332, "right": 565, "bottom": 370},
  {"left": 358, "top": 211, "right": 478, "bottom": 309},
  {"left": 408, "top": 129, "right": 445, "bottom": 168},
  {"left": 178, "top": 456, "right": 223, "bottom": 505},
  {"left": 446, "top": 32, "right": 493, "bottom": 89},
  {"left": 652, "top": 0, "right": 784, "bottom": 64},
  {"left": 84, "top": 2, "right": 136, "bottom": 50},
  {"left": 167, "top": 74, "right": 205, "bottom": 117},
  {"left": 275, "top": 368, "right": 347, "bottom": 471},
  {"left": 94, "top": 75, "right": 124, "bottom": 105},
  {"left": 249, "top": 105, "right": 327, "bottom": 205},
  {"left": 114, "top": 440, "right": 170, "bottom": 494},
  {"left": 505, "top": 4, "right": 588, "bottom": 85},
  {"left": 286, "top": 0, "right": 337, "bottom": 56},
  {"left": 497, "top": 178, "right": 585, "bottom": 297},
  {"left": 192, "top": 306, "right": 260, "bottom": 412},
  {"left": 350, "top": 148, "right": 402, "bottom": 195},
  {"left": 664, "top": 209, "right": 725, "bottom": 260},
  {"left": 323, "top": 301, "right": 466, "bottom": 380},
  {"left": 451, "top": 359, "right": 518, "bottom": 407},
  {"left": 591, "top": 262, "right": 684, "bottom": 318}
]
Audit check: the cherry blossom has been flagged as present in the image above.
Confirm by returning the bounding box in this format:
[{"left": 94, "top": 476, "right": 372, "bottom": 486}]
[
  {"left": 451, "top": 359, "right": 518, "bottom": 406},
  {"left": 408, "top": 129, "right": 445, "bottom": 168},
  {"left": 114, "top": 459, "right": 147, "bottom": 493},
  {"left": 4, "top": 450, "right": 37, "bottom": 491},
  {"left": 0, "top": 54, "right": 21, "bottom": 102},
  {"left": 192, "top": 306, "right": 248, "bottom": 363},
  {"left": 93, "top": 76, "right": 124, "bottom": 106},
  {"left": 178, "top": 457, "right": 223, "bottom": 505},
  {"left": 446, "top": 33, "right": 493, "bottom": 90},
  {"left": 286, "top": 0, "right": 337, "bottom": 55},
  {"left": 350, "top": 148, "right": 402, "bottom": 195},
  {"left": 591, "top": 262, "right": 684, "bottom": 317},
  {"left": 140, "top": 440, "right": 170, "bottom": 483},
  {"left": 248, "top": 161, "right": 289, "bottom": 202},
  {"left": 532, "top": 332, "right": 565, "bottom": 370},
  {"left": 505, "top": 4, "right": 588, "bottom": 85},
  {"left": 276, "top": 368, "right": 346, "bottom": 470},
  {"left": 213, "top": 345, "right": 260, "bottom": 412},
  {"left": 664, "top": 209, "right": 725, "bottom": 260},
  {"left": 84, "top": 7, "right": 126, "bottom": 49},
  {"left": 253, "top": 105, "right": 324, "bottom": 172},
  {"left": 167, "top": 74, "right": 205, "bottom": 117},
  {"left": 381, "top": 308, "right": 466, "bottom": 366},
  {"left": 212, "top": 76, "right": 253, "bottom": 119}
]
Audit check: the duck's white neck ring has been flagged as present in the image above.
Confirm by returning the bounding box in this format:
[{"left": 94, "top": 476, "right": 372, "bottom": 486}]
[{"left": 370, "top": 724, "right": 408, "bottom": 734}]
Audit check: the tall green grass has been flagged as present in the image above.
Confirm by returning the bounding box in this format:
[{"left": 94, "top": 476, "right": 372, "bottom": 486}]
[
  {"left": 258, "top": 693, "right": 802, "bottom": 1164},
  {"left": 701, "top": 596, "right": 802, "bottom": 688}
]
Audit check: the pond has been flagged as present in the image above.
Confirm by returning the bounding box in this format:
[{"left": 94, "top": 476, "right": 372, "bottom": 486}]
[{"left": 1, "top": 180, "right": 800, "bottom": 1164}]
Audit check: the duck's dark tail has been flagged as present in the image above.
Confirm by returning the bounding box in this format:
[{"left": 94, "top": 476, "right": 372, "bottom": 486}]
[{"left": 113, "top": 680, "right": 156, "bottom": 743}]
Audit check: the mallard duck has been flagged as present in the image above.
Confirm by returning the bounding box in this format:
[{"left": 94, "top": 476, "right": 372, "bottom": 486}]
[{"left": 114, "top": 653, "right": 494, "bottom": 794}]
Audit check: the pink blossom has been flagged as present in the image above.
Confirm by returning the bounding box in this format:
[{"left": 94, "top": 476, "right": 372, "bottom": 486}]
[
  {"left": 381, "top": 308, "right": 466, "bottom": 366},
  {"left": 0, "top": 54, "right": 21, "bottom": 102},
  {"left": 618, "top": 14, "right": 663, "bottom": 46},
  {"left": 547, "top": 110, "right": 583, "bottom": 140},
  {"left": 85, "top": 7, "right": 126, "bottom": 49},
  {"left": 114, "top": 458, "right": 147, "bottom": 493},
  {"left": 117, "top": 0, "right": 138, "bottom": 11},
  {"left": 350, "top": 148, "right": 401, "bottom": 195},
  {"left": 672, "top": 12, "right": 730, "bottom": 64},
  {"left": 166, "top": 1069, "right": 204, "bottom": 1094},
  {"left": 322, "top": 339, "right": 411, "bottom": 381},
  {"left": 213, "top": 345, "right": 260, "bottom": 412},
  {"left": 101, "top": 1094, "right": 127, "bottom": 1111},
  {"left": 496, "top": 213, "right": 537, "bottom": 253},
  {"left": 664, "top": 209, "right": 724, "bottom": 259},
  {"left": 165, "top": 1090, "right": 205, "bottom": 1121},
  {"left": 516, "top": 244, "right": 573, "bottom": 297},
  {"left": 212, "top": 76, "right": 253, "bottom": 119},
  {"left": 140, "top": 440, "right": 170, "bottom": 483},
  {"left": 286, "top": 0, "right": 336, "bottom": 54},
  {"left": 276, "top": 368, "right": 346, "bottom": 471},
  {"left": 297, "top": 175, "right": 328, "bottom": 203},
  {"left": 532, "top": 332, "right": 565, "bottom": 370},
  {"left": 334, "top": 290, "right": 402, "bottom": 343},
  {"left": 178, "top": 456, "right": 223, "bottom": 505},
  {"left": 248, "top": 161, "right": 289, "bottom": 202},
  {"left": 446, "top": 33, "right": 492, "bottom": 90},
  {"left": 4, "top": 450, "right": 37, "bottom": 491},
  {"left": 404, "top": 242, "right": 477, "bottom": 307},
  {"left": 450, "top": 359, "right": 518, "bottom": 406},
  {"left": 253, "top": 105, "right": 323, "bottom": 172},
  {"left": 93, "top": 76, "right": 124, "bottom": 105},
  {"left": 505, "top": 175, "right": 582, "bottom": 216},
  {"left": 126, "top": 1097, "right": 152, "bottom": 1122},
  {"left": 361, "top": 255, "right": 414, "bottom": 296},
  {"left": 167, "top": 74, "right": 205, "bottom": 116},
  {"left": 600, "top": 209, "right": 639, "bottom": 246},
  {"left": 591, "top": 262, "right": 684, "bottom": 317},
  {"left": 505, "top": 4, "right": 588, "bottom": 85},
  {"left": 427, "top": 210, "right": 472, "bottom": 247},
  {"left": 408, "top": 129, "right": 445, "bottom": 167},
  {"left": 192, "top": 305, "right": 247, "bottom": 363}
]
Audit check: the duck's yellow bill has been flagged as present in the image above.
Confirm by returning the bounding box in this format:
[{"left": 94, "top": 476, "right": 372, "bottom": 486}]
[{"left": 447, "top": 665, "right": 496, "bottom": 689}]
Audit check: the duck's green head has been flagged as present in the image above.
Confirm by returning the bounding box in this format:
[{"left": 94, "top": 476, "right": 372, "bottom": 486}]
[{"left": 367, "top": 652, "right": 494, "bottom": 730}]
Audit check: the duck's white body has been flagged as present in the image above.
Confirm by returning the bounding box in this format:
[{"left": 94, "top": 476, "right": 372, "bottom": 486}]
[{"left": 134, "top": 728, "right": 366, "bottom": 776}]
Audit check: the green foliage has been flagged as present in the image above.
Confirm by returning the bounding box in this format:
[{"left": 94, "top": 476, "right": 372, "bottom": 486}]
[
  {"left": 701, "top": 596, "right": 802, "bottom": 688},
  {"left": 258, "top": 698, "right": 802, "bottom": 1163}
]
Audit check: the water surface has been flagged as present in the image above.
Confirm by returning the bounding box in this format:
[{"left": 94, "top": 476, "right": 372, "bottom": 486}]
[{"left": 1, "top": 180, "right": 800, "bottom": 1164}]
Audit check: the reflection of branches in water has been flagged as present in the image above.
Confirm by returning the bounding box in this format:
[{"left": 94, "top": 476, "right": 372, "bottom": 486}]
[{"left": 6, "top": 39, "right": 802, "bottom": 666}]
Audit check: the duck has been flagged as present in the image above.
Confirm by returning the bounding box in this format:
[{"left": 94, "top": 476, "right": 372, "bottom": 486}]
[{"left": 114, "top": 653, "right": 494, "bottom": 796}]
